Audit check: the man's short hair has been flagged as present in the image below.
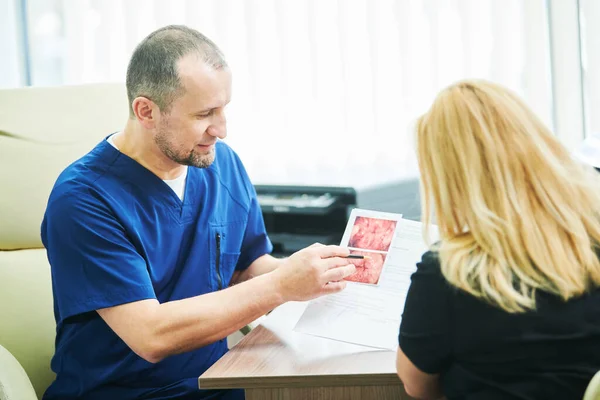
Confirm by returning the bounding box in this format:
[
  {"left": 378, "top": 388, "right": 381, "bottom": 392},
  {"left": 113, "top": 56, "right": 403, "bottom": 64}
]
[{"left": 126, "top": 25, "right": 227, "bottom": 117}]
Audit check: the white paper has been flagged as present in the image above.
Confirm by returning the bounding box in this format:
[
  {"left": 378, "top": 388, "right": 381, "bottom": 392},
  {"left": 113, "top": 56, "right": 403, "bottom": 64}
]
[
  {"left": 260, "top": 301, "right": 386, "bottom": 364},
  {"left": 293, "top": 208, "right": 433, "bottom": 350}
]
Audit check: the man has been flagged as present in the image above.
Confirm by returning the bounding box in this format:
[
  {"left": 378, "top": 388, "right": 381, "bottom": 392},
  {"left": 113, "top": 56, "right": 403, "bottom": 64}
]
[{"left": 41, "top": 25, "right": 356, "bottom": 400}]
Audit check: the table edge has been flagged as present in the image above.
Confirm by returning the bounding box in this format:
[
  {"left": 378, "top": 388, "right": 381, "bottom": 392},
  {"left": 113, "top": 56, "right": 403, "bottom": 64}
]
[{"left": 198, "top": 372, "right": 401, "bottom": 389}]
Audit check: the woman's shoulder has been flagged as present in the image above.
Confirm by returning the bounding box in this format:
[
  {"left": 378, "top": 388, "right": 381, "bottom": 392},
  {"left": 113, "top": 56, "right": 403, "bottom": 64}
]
[
  {"left": 416, "top": 249, "right": 443, "bottom": 274},
  {"left": 413, "top": 249, "right": 460, "bottom": 294}
]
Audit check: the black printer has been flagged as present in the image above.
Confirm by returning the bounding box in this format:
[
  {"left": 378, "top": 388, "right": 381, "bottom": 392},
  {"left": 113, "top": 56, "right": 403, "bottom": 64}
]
[
  {"left": 254, "top": 178, "right": 421, "bottom": 257},
  {"left": 254, "top": 185, "right": 357, "bottom": 257}
]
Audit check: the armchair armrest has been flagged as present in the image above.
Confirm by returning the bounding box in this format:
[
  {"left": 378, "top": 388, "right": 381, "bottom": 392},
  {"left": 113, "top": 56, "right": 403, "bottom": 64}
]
[{"left": 0, "top": 345, "right": 38, "bottom": 400}]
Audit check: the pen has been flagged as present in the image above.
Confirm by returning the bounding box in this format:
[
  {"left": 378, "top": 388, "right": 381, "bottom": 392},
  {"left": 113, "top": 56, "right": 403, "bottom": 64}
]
[{"left": 346, "top": 254, "right": 372, "bottom": 260}]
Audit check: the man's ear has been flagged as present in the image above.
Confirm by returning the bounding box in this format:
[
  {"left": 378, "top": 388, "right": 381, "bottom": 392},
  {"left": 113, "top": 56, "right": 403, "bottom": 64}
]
[{"left": 131, "top": 97, "right": 159, "bottom": 129}]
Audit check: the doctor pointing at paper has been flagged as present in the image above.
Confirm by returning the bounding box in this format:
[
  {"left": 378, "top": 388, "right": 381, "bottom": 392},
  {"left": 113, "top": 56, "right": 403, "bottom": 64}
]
[
  {"left": 398, "top": 80, "right": 600, "bottom": 400},
  {"left": 40, "top": 25, "right": 355, "bottom": 400}
]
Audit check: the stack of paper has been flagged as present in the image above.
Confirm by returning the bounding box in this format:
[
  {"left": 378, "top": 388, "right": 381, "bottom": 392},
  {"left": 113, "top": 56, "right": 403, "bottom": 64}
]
[{"left": 293, "top": 208, "right": 435, "bottom": 351}]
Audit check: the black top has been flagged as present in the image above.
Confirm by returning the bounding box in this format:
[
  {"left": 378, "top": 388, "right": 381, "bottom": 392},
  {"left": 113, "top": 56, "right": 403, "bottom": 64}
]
[{"left": 399, "top": 251, "right": 600, "bottom": 400}]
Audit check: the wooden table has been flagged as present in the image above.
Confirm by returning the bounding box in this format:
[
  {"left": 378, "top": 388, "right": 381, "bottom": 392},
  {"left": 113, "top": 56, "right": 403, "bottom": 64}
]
[{"left": 199, "top": 302, "right": 413, "bottom": 400}]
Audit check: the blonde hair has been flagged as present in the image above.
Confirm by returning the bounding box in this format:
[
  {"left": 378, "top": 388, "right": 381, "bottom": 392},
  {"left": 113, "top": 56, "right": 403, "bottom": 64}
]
[{"left": 417, "top": 79, "right": 600, "bottom": 313}]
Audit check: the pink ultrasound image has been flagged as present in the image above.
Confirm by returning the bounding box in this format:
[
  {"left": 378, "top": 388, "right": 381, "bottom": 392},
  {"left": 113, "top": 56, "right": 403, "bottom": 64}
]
[
  {"left": 344, "top": 251, "right": 386, "bottom": 285},
  {"left": 348, "top": 217, "right": 397, "bottom": 252}
]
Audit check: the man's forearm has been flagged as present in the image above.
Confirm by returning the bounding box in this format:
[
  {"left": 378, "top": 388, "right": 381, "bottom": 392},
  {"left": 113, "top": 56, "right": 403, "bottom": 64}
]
[
  {"left": 231, "top": 254, "right": 283, "bottom": 284},
  {"left": 150, "top": 270, "right": 284, "bottom": 361},
  {"left": 98, "top": 245, "right": 353, "bottom": 364}
]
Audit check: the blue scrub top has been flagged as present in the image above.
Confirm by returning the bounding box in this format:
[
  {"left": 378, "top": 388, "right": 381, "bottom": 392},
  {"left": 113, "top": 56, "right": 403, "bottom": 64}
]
[{"left": 41, "top": 139, "right": 272, "bottom": 399}]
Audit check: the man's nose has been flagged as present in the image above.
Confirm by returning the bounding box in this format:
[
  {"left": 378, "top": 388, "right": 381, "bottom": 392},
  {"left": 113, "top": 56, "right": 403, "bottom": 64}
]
[{"left": 207, "top": 110, "right": 227, "bottom": 139}]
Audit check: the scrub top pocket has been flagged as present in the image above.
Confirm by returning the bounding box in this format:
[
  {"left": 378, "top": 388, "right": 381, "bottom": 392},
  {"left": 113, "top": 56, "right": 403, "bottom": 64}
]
[{"left": 210, "top": 220, "right": 246, "bottom": 291}]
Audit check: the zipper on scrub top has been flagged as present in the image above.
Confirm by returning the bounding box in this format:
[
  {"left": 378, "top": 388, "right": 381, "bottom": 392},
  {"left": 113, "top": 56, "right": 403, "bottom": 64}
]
[{"left": 215, "top": 232, "right": 223, "bottom": 290}]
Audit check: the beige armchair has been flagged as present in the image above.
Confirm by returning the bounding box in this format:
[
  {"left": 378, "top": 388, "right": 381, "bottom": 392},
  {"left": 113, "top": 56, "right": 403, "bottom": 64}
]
[
  {"left": 584, "top": 370, "right": 600, "bottom": 400},
  {"left": 0, "top": 83, "right": 130, "bottom": 398},
  {"left": 0, "top": 344, "right": 38, "bottom": 400}
]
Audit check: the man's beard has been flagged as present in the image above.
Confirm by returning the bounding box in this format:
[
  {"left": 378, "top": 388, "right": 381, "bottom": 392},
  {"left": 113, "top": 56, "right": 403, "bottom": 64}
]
[{"left": 155, "top": 128, "right": 215, "bottom": 168}]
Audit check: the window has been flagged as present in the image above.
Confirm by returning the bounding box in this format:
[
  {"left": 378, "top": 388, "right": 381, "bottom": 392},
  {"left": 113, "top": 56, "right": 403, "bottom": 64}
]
[
  {"left": 580, "top": 0, "right": 600, "bottom": 139},
  {"left": 4, "top": 0, "right": 553, "bottom": 187}
]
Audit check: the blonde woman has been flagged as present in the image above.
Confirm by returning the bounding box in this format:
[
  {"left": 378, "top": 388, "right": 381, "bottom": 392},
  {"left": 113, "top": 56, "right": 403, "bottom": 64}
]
[{"left": 396, "top": 80, "right": 600, "bottom": 400}]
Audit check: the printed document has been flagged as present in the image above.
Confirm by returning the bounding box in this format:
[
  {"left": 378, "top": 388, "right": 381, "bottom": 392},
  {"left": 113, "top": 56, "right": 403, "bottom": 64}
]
[{"left": 293, "top": 208, "right": 433, "bottom": 350}]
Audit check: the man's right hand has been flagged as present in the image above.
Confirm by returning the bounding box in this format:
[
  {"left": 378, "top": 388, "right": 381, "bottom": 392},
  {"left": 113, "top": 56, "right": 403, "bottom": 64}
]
[{"left": 271, "top": 244, "right": 356, "bottom": 302}]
